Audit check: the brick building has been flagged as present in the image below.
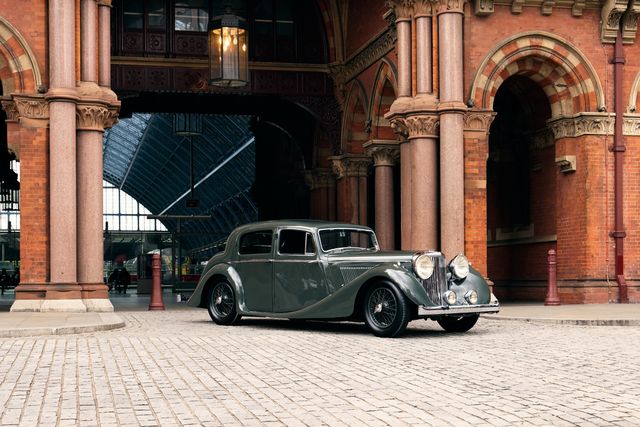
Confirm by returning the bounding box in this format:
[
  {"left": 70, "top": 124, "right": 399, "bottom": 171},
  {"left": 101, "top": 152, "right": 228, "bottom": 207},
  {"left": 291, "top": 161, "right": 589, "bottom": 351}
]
[{"left": 0, "top": 0, "right": 638, "bottom": 311}]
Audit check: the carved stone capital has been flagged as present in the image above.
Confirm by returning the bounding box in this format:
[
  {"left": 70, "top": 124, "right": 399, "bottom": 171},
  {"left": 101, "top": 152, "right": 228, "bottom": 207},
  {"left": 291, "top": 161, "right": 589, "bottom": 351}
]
[
  {"left": 547, "top": 113, "right": 615, "bottom": 139},
  {"left": 623, "top": 114, "right": 640, "bottom": 135},
  {"left": 463, "top": 110, "right": 496, "bottom": 137},
  {"left": 0, "top": 97, "right": 19, "bottom": 122},
  {"left": 436, "top": 0, "right": 465, "bottom": 14},
  {"left": 13, "top": 94, "right": 49, "bottom": 127},
  {"left": 511, "top": 0, "right": 525, "bottom": 14},
  {"left": 330, "top": 155, "right": 372, "bottom": 179},
  {"left": 572, "top": 0, "right": 586, "bottom": 17},
  {"left": 414, "top": 0, "right": 436, "bottom": 16},
  {"left": 389, "top": 117, "right": 409, "bottom": 140},
  {"left": 601, "top": 0, "right": 628, "bottom": 43},
  {"left": 541, "top": 0, "right": 555, "bottom": 15},
  {"left": 622, "top": 0, "right": 640, "bottom": 44},
  {"left": 76, "top": 104, "right": 111, "bottom": 132},
  {"left": 472, "top": 0, "right": 494, "bottom": 15},
  {"left": 304, "top": 168, "right": 335, "bottom": 190},
  {"left": 386, "top": 0, "right": 415, "bottom": 20},
  {"left": 404, "top": 114, "right": 440, "bottom": 139},
  {"left": 364, "top": 140, "right": 400, "bottom": 166}
]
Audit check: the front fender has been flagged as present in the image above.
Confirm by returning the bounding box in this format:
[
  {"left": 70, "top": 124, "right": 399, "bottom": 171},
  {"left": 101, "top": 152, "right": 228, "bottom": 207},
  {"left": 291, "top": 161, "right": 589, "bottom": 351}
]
[
  {"left": 350, "top": 264, "right": 430, "bottom": 306},
  {"left": 448, "top": 265, "right": 492, "bottom": 304},
  {"left": 186, "top": 263, "right": 244, "bottom": 308}
]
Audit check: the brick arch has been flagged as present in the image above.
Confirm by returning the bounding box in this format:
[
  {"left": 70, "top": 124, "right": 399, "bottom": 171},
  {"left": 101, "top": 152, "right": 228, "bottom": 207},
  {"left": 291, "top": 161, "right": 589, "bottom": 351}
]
[
  {"left": 469, "top": 31, "right": 604, "bottom": 118},
  {"left": 315, "top": 0, "right": 340, "bottom": 63},
  {"left": 341, "top": 80, "right": 369, "bottom": 154},
  {"left": 369, "top": 59, "right": 398, "bottom": 140},
  {"left": 0, "top": 16, "right": 42, "bottom": 94}
]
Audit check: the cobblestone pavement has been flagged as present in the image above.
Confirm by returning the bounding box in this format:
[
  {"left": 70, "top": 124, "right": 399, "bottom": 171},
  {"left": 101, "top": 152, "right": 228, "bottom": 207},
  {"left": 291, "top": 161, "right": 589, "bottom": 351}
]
[{"left": 0, "top": 310, "right": 639, "bottom": 426}]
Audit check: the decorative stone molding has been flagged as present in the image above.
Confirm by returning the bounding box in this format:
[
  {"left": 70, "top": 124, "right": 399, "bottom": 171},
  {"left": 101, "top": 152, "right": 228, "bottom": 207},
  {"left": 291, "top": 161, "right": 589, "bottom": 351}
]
[
  {"left": 385, "top": 0, "right": 415, "bottom": 20},
  {"left": 329, "top": 154, "right": 372, "bottom": 179},
  {"left": 0, "top": 97, "right": 19, "bottom": 122},
  {"left": 572, "top": 0, "right": 586, "bottom": 17},
  {"left": 13, "top": 94, "right": 49, "bottom": 127},
  {"left": 547, "top": 113, "right": 615, "bottom": 139},
  {"left": 364, "top": 140, "right": 400, "bottom": 166},
  {"left": 414, "top": 0, "right": 436, "bottom": 16},
  {"left": 304, "top": 168, "right": 335, "bottom": 190},
  {"left": 436, "top": 0, "right": 465, "bottom": 14},
  {"left": 511, "top": 0, "right": 525, "bottom": 13},
  {"left": 463, "top": 110, "right": 496, "bottom": 135},
  {"left": 389, "top": 117, "right": 409, "bottom": 140},
  {"left": 622, "top": 0, "right": 640, "bottom": 44},
  {"left": 472, "top": 0, "right": 494, "bottom": 15},
  {"left": 404, "top": 114, "right": 440, "bottom": 139},
  {"left": 623, "top": 114, "right": 640, "bottom": 135},
  {"left": 76, "top": 104, "right": 112, "bottom": 131},
  {"left": 555, "top": 155, "right": 577, "bottom": 173},
  {"left": 601, "top": 0, "right": 628, "bottom": 44},
  {"left": 541, "top": 0, "right": 555, "bottom": 15}
]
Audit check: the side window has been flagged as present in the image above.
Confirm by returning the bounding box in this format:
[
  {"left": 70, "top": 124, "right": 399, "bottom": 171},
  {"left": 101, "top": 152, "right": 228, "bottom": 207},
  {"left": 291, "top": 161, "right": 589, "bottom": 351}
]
[
  {"left": 279, "top": 230, "right": 316, "bottom": 255},
  {"left": 238, "top": 230, "right": 273, "bottom": 255}
]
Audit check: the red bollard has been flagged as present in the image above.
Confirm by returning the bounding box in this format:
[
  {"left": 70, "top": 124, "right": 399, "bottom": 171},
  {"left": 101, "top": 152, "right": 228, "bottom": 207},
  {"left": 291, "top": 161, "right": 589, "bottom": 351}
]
[
  {"left": 149, "top": 253, "right": 165, "bottom": 311},
  {"left": 544, "top": 249, "right": 560, "bottom": 306}
]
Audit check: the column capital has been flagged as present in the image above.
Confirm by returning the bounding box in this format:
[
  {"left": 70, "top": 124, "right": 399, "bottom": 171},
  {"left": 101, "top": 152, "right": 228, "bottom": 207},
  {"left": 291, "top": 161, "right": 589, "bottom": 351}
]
[
  {"left": 414, "top": 0, "right": 437, "bottom": 16},
  {"left": 386, "top": 0, "right": 415, "bottom": 21},
  {"left": 330, "top": 154, "right": 372, "bottom": 179},
  {"left": 304, "top": 168, "right": 336, "bottom": 190},
  {"left": 601, "top": 0, "right": 628, "bottom": 43},
  {"left": 0, "top": 97, "right": 19, "bottom": 123},
  {"left": 436, "top": 0, "right": 466, "bottom": 14},
  {"left": 12, "top": 93, "right": 50, "bottom": 128},
  {"left": 463, "top": 109, "right": 496, "bottom": 137},
  {"left": 97, "top": 0, "right": 112, "bottom": 6},
  {"left": 392, "top": 114, "right": 440, "bottom": 139},
  {"left": 364, "top": 140, "right": 400, "bottom": 166},
  {"left": 75, "top": 82, "right": 121, "bottom": 130}
]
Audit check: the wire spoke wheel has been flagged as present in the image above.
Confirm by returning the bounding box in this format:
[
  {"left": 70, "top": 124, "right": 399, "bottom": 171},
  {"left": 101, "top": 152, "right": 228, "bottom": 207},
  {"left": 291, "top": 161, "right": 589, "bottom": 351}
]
[
  {"left": 368, "top": 288, "right": 398, "bottom": 328},
  {"left": 363, "top": 283, "right": 411, "bottom": 338},
  {"left": 207, "top": 280, "right": 241, "bottom": 325}
]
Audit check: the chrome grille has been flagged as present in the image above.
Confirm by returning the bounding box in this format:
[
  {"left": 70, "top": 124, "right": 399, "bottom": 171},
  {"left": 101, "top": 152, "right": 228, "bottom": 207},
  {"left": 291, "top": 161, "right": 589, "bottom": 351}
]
[
  {"left": 422, "top": 255, "right": 447, "bottom": 305},
  {"left": 339, "top": 266, "right": 373, "bottom": 284}
]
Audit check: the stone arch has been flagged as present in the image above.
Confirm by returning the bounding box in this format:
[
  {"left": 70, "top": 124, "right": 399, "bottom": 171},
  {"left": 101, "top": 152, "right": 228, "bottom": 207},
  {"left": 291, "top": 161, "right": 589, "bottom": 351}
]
[
  {"left": 469, "top": 31, "right": 604, "bottom": 118},
  {"left": 628, "top": 72, "right": 640, "bottom": 112},
  {"left": 369, "top": 58, "right": 398, "bottom": 140},
  {"left": 315, "top": 0, "right": 341, "bottom": 63},
  {"left": 341, "top": 79, "right": 369, "bottom": 154},
  {"left": 0, "top": 16, "right": 42, "bottom": 94}
]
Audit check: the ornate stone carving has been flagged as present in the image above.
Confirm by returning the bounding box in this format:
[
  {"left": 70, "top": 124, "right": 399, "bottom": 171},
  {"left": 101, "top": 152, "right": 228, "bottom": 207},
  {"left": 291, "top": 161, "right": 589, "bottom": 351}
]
[
  {"left": 463, "top": 110, "right": 496, "bottom": 132},
  {"left": 511, "top": 0, "right": 525, "bottom": 14},
  {"left": 623, "top": 114, "right": 640, "bottom": 135},
  {"left": 0, "top": 98, "right": 19, "bottom": 122},
  {"left": 601, "top": 0, "right": 628, "bottom": 43},
  {"left": 330, "top": 155, "right": 371, "bottom": 179},
  {"left": 472, "top": 0, "right": 494, "bottom": 15},
  {"left": 304, "top": 168, "right": 335, "bottom": 190},
  {"left": 330, "top": 28, "right": 397, "bottom": 93},
  {"left": 548, "top": 113, "right": 615, "bottom": 139},
  {"left": 541, "top": 0, "right": 554, "bottom": 15},
  {"left": 385, "top": 0, "right": 415, "bottom": 20},
  {"left": 13, "top": 94, "right": 49, "bottom": 127},
  {"left": 414, "top": 0, "right": 436, "bottom": 16},
  {"left": 436, "top": 0, "right": 465, "bottom": 14},
  {"left": 555, "top": 155, "right": 577, "bottom": 173},
  {"left": 622, "top": 0, "right": 640, "bottom": 44},
  {"left": 404, "top": 115, "right": 440, "bottom": 138},
  {"left": 389, "top": 117, "right": 409, "bottom": 140},
  {"left": 364, "top": 140, "right": 400, "bottom": 166},
  {"left": 572, "top": 0, "right": 586, "bottom": 16},
  {"left": 76, "top": 105, "right": 111, "bottom": 131}
]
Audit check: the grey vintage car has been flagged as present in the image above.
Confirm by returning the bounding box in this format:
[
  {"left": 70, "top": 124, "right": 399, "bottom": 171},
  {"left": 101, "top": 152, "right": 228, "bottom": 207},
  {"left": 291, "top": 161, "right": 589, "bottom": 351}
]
[{"left": 188, "top": 220, "right": 499, "bottom": 337}]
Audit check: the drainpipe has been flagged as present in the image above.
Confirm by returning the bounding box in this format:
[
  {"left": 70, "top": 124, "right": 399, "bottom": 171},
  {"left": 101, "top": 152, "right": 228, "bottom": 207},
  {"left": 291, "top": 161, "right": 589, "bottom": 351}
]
[{"left": 612, "top": 30, "right": 628, "bottom": 303}]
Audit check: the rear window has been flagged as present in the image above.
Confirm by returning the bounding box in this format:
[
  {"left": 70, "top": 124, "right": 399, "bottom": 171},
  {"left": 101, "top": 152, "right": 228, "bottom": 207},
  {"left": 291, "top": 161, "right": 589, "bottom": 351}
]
[{"left": 238, "top": 230, "right": 273, "bottom": 255}]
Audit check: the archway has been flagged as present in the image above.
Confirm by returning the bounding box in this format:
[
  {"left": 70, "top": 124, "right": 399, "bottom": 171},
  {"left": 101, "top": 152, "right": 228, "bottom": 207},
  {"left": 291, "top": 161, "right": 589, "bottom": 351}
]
[{"left": 487, "top": 75, "right": 555, "bottom": 301}]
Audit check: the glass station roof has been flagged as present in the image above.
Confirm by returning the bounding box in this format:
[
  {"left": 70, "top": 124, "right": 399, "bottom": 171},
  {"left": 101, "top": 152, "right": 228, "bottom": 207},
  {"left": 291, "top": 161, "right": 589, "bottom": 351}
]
[{"left": 103, "top": 113, "right": 257, "bottom": 253}]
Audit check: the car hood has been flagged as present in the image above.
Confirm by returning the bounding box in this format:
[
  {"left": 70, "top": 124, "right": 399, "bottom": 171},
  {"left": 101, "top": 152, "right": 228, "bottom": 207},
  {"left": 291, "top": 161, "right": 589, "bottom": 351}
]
[{"left": 326, "top": 250, "right": 440, "bottom": 264}]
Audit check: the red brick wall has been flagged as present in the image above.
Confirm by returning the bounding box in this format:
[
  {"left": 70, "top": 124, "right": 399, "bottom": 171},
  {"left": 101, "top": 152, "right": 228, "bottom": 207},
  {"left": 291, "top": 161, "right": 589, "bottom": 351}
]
[{"left": 345, "top": 0, "right": 388, "bottom": 58}]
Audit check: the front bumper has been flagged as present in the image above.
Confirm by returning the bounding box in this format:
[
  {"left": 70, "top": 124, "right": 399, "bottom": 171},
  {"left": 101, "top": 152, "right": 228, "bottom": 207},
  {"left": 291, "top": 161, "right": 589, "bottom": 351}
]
[{"left": 418, "top": 294, "right": 500, "bottom": 317}]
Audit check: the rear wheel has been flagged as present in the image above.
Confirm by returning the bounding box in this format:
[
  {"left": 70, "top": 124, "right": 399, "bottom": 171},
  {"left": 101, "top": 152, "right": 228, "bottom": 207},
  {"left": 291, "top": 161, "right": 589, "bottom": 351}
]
[
  {"left": 207, "top": 280, "right": 241, "bottom": 325},
  {"left": 363, "top": 283, "right": 411, "bottom": 337},
  {"left": 437, "top": 314, "right": 479, "bottom": 332}
]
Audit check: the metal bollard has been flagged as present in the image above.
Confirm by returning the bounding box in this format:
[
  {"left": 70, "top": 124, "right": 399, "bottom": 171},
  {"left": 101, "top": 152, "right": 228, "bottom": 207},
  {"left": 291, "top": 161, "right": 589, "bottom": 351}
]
[
  {"left": 544, "top": 249, "right": 560, "bottom": 306},
  {"left": 149, "top": 253, "right": 165, "bottom": 310}
]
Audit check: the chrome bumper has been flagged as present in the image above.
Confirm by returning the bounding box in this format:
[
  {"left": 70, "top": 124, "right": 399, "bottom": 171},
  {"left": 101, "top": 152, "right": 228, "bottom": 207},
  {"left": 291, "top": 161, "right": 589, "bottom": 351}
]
[{"left": 418, "top": 303, "right": 500, "bottom": 316}]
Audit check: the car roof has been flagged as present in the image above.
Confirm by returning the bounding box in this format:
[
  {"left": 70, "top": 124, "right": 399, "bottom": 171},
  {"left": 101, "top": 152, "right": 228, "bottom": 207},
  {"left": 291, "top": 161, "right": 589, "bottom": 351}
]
[{"left": 232, "top": 220, "right": 373, "bottom": 233}]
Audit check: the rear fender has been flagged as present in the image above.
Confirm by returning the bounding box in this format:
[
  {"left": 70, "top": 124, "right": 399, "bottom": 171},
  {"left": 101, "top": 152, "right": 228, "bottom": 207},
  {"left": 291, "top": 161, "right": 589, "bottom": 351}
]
[{"left": 187, "top": 263, "right": 244, "bottom": 308}]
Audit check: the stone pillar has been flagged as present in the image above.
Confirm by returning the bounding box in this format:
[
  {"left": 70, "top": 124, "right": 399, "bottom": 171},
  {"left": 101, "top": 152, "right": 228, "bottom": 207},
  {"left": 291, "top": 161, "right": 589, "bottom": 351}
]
[
  {"left": 98, "top": 0, "right": 112, "bottom": 87},
  {"left": 330, "top": 155, "right": 371, "bottom": 225},
  {"left": 43, "top": 0, "right": 85, "bottom": 312},
  {"left": 305, "top": 168, "right": 336, "bottom": 220},
  {"left": 414, "top": 0, "right": 433, "bottom": 95},
  {"left": 437, "top": 0, "right": 466, "bottom": 257},
  {"left": 386, "top": 1, "right": 414, "bottom": 98},
  {"left": 365, "top": 141, "right": 399, "bottom": 250}
]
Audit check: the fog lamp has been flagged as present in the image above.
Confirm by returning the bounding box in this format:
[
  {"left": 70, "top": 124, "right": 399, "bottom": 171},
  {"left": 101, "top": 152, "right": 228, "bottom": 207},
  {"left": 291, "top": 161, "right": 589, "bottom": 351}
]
[
  {"left": 465, "top": 290, "right": 478, "bottom": 305},
  {"left": 444, "top": 291, "right": 457, "bottom": 305}
]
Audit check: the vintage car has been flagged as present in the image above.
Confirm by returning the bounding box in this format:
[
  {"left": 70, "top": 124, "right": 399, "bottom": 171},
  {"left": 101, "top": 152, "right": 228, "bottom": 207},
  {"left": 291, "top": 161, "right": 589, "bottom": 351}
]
[{"left": 188, "top": 220, "right": 500, "bottom": 337}]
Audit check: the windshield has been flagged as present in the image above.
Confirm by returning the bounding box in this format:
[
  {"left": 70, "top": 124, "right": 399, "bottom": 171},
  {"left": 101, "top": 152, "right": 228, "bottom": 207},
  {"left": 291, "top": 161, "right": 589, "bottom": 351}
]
[{"left": 319, "top": 229, "right": 378, "bottom": 252}]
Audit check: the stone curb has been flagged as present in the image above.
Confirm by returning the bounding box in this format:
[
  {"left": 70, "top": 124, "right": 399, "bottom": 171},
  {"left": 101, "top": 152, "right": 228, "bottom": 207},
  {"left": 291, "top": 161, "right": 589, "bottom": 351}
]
[
  {"left": 0, "top": 315, "right": 126, "bottom": 338},
  {"left": 483, "top": 314, "right": 640, "bottom": 326}
]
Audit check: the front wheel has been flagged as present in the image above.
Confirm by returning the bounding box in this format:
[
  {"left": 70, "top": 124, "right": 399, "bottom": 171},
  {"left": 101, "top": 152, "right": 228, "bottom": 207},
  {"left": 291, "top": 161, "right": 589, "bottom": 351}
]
[
  {"left": 363, "top": 283, "right": 411, "bottom": 337},
  {"left": 437, "top": 314, "right": 479, "bottom": 332},
  {"left": 207, "top": 280, "right": 241, "bottom": 325}
]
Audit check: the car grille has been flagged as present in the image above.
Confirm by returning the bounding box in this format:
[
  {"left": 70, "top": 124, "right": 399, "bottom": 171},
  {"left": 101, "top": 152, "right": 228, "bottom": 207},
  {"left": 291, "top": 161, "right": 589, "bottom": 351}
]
[
  {"left": 339, "top": 266, "right": 373, "bottom": 284},
  {"left": 422, "top": 255, "right": 447, "bottom": 305}
]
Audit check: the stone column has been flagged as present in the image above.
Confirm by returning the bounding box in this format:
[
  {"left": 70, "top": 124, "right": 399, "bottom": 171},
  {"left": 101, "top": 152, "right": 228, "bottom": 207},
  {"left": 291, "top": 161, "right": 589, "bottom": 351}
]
[
  {"left": 437, "top": 0, "right": 466, "bottom": 257},
  {"left": 365, "top": 141, "right": 399, "bottom": 250},
  {"left": 43, "top": 0, "right": 84, "bottom": 312},
  {"left": 330, "top": 155, "right": 371, "bottom": 225},
  {"left": 386, "top": 1, "right": 414, "bottom": 98},
  {"left": 305, "top": 168, "right": 335, "bottom": 220},
  {"left": 414, "top": 0, "right": 433, "bottom": 95},
  {"left": 98, "top": 0, "right": 112, "bottom": 87}
]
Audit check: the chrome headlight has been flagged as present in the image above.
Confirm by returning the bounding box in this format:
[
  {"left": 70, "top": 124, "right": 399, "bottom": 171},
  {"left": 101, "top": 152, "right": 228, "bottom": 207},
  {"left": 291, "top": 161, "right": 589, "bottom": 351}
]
[
  {"left": 444, "top": 290, "right": 457, "bottom": 305},
  {"left": 413, "top": 253, "right": 435, "bottom": 280},
  {"left": 465, "top": 290, "right": 478, "bottom": 305},
  {"left": 449, "top": 254, "right": 469, "bottom": 279}
]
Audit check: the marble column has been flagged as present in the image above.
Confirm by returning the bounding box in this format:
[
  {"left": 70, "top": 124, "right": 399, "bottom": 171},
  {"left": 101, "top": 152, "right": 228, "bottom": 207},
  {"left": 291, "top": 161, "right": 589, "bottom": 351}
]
[
  {"left": 365, "top": 141, "right": 399, "bottom": 250},
  {"left": 98, "top": 0, "right": 112, "bottom": 87},
  {"left": 305, "top": 168, "right": 335, "bottom": 220},
  {"left": 414, "top": 0, "right": 433, "bottom": 95},
  {"left": 437, "top": 0, "right": 466, "bottom": 257},
  {"left": 389, "top": 1, "right": 413, "bottom": 98}
]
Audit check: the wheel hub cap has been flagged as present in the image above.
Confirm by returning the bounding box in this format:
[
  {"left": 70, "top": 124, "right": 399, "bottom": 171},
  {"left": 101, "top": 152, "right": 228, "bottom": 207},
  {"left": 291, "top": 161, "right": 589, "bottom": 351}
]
[
  {"left": 216, "top": 296, "right": 223, "bottom": 305},
  {"left": 374, "top": 303, "right": 383, "bottom": 313}
]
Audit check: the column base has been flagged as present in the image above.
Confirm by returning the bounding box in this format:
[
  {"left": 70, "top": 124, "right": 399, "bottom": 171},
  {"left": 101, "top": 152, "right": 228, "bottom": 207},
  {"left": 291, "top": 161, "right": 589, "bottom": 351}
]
[
  {"left": 83, "top": 299, "right": 114, "bottom": 312},
  {"left": 41, "top": 299, "right": 87, "bottom": 313},
  {"left": 10, "top": 299, "right": 44, "bottom": 312}
]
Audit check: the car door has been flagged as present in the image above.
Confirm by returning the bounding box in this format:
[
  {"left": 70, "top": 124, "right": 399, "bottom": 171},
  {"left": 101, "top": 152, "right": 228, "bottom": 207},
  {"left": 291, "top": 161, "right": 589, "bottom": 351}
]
[
  {"left": 274, "top": 228, "right": 326, "bottom": 313},
  {"left": 233, "top": 229, "right": 274, "bottom": 312}
]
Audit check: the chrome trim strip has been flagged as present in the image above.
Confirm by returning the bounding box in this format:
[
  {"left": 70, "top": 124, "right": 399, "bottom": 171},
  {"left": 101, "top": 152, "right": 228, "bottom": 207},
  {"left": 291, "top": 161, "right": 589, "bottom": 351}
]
[{"left": 418, "top": 304, "right": 500, "bottom": 316}]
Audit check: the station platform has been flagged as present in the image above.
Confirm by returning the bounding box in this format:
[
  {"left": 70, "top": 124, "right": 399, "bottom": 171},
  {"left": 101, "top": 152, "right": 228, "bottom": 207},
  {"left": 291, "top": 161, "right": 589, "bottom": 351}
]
[{"left": 0, "top": 293, "right": 637, "bottom": 337}]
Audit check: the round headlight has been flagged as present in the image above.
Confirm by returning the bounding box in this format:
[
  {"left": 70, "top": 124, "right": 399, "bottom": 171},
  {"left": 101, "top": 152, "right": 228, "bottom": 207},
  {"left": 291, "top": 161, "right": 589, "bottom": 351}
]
[
  {"left": 465, "top": 290, "right": 478, "bottom": 305},
  {"left": 413, "top": 254, "right": 435, "bottom": 280},
  {"left": 444, "top": 290, "right": 457, "bottom": 305},
  {"left": 449, "top": 254, "right": 469, "bottom": 279}
]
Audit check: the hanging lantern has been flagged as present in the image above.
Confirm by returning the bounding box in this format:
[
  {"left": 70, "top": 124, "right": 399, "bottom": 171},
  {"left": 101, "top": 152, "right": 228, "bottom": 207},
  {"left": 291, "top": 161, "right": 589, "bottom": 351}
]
[{"left": 208, "top": 12, "right": 249, "bottom": 87}]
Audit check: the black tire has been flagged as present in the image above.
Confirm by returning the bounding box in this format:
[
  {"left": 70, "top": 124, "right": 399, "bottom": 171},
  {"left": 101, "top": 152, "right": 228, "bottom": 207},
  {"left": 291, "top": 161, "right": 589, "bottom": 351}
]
[
  {"left": 363, "top": 283, "right": 411, "bottom": 337},
  {"left": 207, "top": 280, "right": 241, "bottom": 325},
  {"left": 437, "top": 314, "right": 479, "bottom": 332}
]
